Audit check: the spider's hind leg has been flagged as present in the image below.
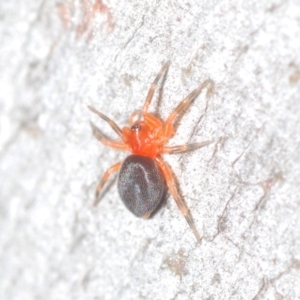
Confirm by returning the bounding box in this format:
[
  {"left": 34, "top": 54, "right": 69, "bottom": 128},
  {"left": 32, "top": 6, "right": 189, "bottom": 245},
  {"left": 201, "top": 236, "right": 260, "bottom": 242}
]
[
  {"left": 155, "top": 156, "right": 202, "bottom": 242},
  {"left": 94, "top": 161, "right": 122, "bottom": 205}
]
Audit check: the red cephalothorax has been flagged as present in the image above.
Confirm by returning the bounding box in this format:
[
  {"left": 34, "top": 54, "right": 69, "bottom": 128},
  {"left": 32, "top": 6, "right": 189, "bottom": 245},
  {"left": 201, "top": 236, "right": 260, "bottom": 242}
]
[
  {"left": 88, "top": 62, "right": 214, "bottom": 242},
  {"left": 122, "top": 117, "right": 164, "bottom": 158}
]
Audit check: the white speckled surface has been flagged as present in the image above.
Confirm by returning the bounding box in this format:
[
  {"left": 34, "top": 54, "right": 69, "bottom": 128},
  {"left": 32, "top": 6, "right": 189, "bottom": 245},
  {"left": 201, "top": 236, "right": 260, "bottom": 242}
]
[{"left": 1, "top": 1, "right": 300, "bottom": 299}]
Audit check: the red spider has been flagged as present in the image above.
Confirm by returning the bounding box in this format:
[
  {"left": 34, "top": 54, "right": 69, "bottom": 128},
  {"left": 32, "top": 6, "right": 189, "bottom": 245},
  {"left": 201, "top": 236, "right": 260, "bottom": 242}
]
[{"left": 88, "top": 62, "right": 214, "bottom": 242}]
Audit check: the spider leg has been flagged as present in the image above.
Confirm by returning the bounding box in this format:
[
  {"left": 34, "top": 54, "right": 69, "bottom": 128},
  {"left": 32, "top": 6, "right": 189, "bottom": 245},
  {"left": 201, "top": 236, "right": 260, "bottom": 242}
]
[
  {"left": 163, "top": 79, "right": 214, "bottom": 139},
  {"left": 90, "top": 121, "right": 129, "bottom": 150},
  {"left": 143, "top": 113, "right": 163, "bottom": 130},
  {"left": 94, "top": 161, "right": 122, "bottom": 205},
  {"left": 88, "top": 105, "right": 124, "bottom": 139},
  {"left": 142, "top": 61, "right": 170, "bottom": 114},
  {"left": 162, "top": 140, "right": 213, "bottom": 154},
  {"left": 128, "top": 110, "right": 142, "bottom": 125},
  {"left": 155, "top": 156, "right": 201, "bottom": 242}
]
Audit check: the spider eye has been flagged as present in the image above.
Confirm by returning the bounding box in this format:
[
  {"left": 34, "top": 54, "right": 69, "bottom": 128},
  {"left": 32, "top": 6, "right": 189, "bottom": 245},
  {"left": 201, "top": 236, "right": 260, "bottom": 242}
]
[{"left": 131, "top": 124, "right": 141, "bottom": 131}]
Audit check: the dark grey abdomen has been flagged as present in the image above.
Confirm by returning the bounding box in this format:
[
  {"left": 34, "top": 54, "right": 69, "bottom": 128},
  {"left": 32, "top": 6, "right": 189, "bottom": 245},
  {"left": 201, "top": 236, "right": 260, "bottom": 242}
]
[{"left": 118, "top": 155, "right": 165, "bottom": 217}]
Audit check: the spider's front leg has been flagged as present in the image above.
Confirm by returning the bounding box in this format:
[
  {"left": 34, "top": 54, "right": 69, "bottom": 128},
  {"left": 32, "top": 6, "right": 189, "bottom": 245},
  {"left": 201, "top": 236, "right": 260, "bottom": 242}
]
[
  {"left": 90, "top": 121, "right": 129, "bottom": 151},
  {"left": 163, "top": 79, "right": 214, "bottom": 140},
  {"left": 88, "top": 105, "right": 123, "bottom": 138},
  {"left": 142, "top": 61, "right": 170, "bottom": 115}
]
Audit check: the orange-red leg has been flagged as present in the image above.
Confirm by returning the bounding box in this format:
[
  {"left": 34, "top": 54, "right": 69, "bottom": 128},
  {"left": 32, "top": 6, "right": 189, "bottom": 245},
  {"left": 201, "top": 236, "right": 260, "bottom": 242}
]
[
  {"left": 94, "top": 161, "right": 122, "bottom": 205},
  {"left": 88, "top": 105, "right": 124, "bottom": 139},
  {"left": 128, "top": 110, "right": 142, "bottom": 125},
  {"left": 143, "top": 113, "right": 163, "bottom": 131},
  {"left": 142, "top": 61, "right": 170, "bottom": 115},
  {"left": 162, "top": 140, "right": 213, "bottom": 154},
  {"left": 155, "top": 156, "right": 201, "bottom": 242},
  {"left": 163, "top": 79, "right": 214, "bottom": 140},
  {"left": 90, "top": 121, "right": 129, "bottom": 151}
]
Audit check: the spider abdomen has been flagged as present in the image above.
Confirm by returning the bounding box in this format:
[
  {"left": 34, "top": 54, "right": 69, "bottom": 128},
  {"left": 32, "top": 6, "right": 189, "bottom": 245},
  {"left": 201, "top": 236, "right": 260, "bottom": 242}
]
[{"left": 118, "top": 155, "right": 165, "bottom": 218}]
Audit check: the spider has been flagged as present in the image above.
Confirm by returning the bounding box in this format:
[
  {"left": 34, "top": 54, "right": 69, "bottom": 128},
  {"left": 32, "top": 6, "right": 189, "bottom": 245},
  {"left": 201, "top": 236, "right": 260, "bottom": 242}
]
[{"left": 88, "top": 62, "right": 214, "bottom": 242}]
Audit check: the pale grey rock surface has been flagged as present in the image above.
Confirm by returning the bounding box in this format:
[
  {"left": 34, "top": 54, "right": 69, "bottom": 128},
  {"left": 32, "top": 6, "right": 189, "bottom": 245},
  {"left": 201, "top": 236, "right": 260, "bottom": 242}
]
[{"left": 0, "top": 1, "right": 300, "bottom": 299}]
